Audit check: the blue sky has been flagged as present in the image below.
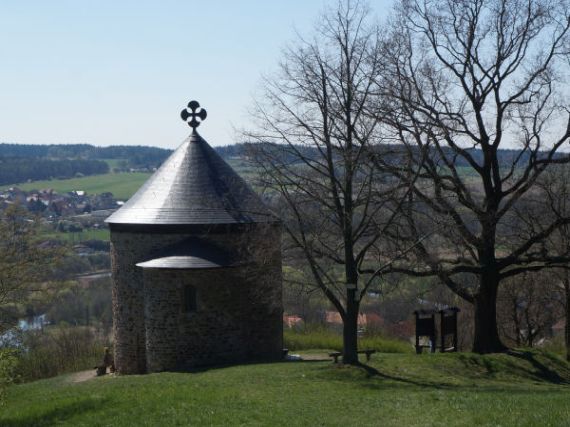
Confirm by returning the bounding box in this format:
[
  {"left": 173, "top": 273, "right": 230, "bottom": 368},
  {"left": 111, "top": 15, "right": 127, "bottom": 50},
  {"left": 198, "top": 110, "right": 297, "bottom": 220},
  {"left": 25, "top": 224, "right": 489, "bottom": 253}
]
[{"left": 0, "top": 1, "right": 393, "bottom": 148}]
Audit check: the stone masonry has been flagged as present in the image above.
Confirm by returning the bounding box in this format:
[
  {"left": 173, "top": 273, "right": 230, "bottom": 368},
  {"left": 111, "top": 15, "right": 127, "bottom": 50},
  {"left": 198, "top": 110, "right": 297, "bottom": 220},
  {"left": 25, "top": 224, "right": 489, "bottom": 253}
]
[{"left": 110, "top": 224, "right": 282, "bottom": 374}]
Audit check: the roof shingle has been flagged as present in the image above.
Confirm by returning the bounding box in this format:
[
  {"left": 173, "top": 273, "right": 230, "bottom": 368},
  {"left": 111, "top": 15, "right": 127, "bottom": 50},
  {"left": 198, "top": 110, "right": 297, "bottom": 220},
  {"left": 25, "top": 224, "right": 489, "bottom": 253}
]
[{"left": 106, "top": 130, "right": 276, "bottom": 225}]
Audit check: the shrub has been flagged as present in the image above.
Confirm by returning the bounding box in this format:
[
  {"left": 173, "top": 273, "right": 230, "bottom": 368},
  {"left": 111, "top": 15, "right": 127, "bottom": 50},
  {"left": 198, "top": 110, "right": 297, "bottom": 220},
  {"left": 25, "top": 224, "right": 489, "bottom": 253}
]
[
  {"left": 0, "top": 349, "right": 19, "bottom": 404},
  {"left": 284, "top": 324, "right": 412, "bottom": 353},
  {"left": 16, "top": 325, "right": 108, "bottom": 382}
]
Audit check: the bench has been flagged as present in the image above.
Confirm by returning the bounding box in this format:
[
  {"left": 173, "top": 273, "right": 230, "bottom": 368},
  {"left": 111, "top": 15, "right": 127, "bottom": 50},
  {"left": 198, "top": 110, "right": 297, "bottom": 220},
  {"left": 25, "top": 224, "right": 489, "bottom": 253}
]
[
  {"left": 329, "top": 352, "right": 342, "bottom": 363},
  {"left": 359, "top": 349, "right": 377, "bottom": 361},
  {"left": 329, "top": 349, "right": 377, "bottom": 363}
]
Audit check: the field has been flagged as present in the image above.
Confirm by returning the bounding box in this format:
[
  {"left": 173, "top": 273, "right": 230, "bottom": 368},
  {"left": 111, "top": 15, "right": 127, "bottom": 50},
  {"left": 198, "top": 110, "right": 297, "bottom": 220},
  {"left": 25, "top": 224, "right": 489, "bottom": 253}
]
[
  {"left": 41, "top": 228, "right": 110, "bottom": 243},
  {"left": 1, "top": 350, "right": 569, "bottom": 426},
  {"left": 284, "top": 328, "right": 413, "bottom": 354},
  {"left": 5, "top": 157, "right": 256, "bottom": 201},
  {"left": 5, "top": 172, "right": 151, "bottom": 200}
]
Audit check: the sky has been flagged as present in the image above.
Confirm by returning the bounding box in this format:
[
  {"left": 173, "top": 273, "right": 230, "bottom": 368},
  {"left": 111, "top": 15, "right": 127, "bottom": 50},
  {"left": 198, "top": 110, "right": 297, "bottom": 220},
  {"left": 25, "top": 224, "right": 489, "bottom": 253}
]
[{"left": 0, "top": 1, "right": 393, "bottom": 149}]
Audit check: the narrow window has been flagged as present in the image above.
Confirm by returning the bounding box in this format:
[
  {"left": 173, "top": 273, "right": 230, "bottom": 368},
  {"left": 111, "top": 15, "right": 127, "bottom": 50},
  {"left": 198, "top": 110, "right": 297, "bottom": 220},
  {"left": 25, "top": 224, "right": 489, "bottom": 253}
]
[{"left": 183, "top": 285, "right": 197, "bottom": 313}]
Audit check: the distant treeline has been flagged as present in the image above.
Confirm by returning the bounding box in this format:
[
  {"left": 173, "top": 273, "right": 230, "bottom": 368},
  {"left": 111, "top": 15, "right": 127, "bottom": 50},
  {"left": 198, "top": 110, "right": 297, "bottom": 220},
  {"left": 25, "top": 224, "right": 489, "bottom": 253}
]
[
  {"left": 0, "top": 142, "right": 554, "bottom": 185},
  {"left": 0, "top": 158, "right": 109, "bottom": 186},
  {"left": 215, "top": 145, "right": 244, "bottom": 158},
  {"left": 0, "top": 143, "right": 244, "bottom": 170},
  {"left": 238, "top": 142, "right": 562, "bottom": 169},
  {"left": 0, "top": 144, "right": 172, "bottom": 169}
]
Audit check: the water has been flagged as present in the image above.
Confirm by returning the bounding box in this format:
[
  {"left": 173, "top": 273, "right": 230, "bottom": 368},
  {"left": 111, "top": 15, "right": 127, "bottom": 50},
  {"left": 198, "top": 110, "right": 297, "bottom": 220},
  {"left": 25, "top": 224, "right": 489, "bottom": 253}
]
[
  {"left": 0, "top": 314, "right": 47, "bottom": 347},
  {"left": 19, "top": 314, "right": 47, "bottom": 331}
]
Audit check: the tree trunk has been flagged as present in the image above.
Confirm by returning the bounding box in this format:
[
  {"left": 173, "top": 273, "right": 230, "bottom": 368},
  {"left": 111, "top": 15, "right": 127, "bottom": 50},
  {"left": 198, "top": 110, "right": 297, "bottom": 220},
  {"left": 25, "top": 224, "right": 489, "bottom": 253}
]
[
  {"left": 564, "top": 280, "right": 570, "bottom": 362},
  {"left": 342, "top": 288, "right": 359, "bottom": 364},
  {"left": 512, "top": 297, "right": 521, "bottom": 346},
  {"left": 473, "top": 272, "right": 507, "bottom": 353}
]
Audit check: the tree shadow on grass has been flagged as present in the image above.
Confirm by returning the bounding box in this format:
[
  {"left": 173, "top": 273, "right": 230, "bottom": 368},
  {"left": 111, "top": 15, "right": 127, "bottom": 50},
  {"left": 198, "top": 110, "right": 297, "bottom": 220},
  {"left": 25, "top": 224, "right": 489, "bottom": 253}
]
[
  {"left": 506, "top": 350, "right": 570, "bottom": 385},
  {"left": 173, "top": 356, "right": 328, "bottom": 374},
  {"left": 353, "top": 362, "right": 454, "bottom": 390},
  {"left": 166, "top": 352, "right": 570, "bottom": 392},
  {"left": 1, "top": 397, "right": 109, "bottom": 427},
  {"left": 343, "top": 352, "right": 570, "bottom": 392}
]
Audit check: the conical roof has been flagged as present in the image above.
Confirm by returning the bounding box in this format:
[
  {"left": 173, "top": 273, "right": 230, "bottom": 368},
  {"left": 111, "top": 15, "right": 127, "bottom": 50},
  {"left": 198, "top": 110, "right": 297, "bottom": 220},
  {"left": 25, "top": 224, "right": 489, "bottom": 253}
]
[{"left": 106, "top": 103, "right": 276, "bottom": 226}]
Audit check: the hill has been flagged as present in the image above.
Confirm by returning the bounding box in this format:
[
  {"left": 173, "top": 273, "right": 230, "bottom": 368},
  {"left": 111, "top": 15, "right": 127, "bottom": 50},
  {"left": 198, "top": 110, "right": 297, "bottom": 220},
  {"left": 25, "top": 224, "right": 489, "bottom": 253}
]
[
  {"left": 0, "top": 143, "right": 171, "bottom": 170},
  {"left": 1, "top": 351, "right": 569, "bottom": 426},
  {"left": 1, "top": 141, "right": 561, "bottom": 171},
  {"left": 11, "top": 172, "right": 151, "bottom": 200},
  {"left": 0, "top": 158, "right": 109, "bottom": 186}
]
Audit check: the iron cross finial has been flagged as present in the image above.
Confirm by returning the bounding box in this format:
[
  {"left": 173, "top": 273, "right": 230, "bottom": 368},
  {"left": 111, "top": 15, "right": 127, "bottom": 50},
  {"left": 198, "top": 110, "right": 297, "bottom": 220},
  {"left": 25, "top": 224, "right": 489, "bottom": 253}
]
[{"left": 180, "top": 100, "right": 207, "bottom": 129}]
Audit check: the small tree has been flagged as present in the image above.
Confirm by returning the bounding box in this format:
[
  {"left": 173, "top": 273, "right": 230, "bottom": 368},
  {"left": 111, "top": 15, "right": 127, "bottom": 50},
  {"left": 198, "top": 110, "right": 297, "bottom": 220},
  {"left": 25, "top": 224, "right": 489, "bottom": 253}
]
[
  {"left": 377, "top": 0, "right": 570, "bottom": 353},
  {"left": 0, "top": 204, "right": 62, "bottom": 333}
]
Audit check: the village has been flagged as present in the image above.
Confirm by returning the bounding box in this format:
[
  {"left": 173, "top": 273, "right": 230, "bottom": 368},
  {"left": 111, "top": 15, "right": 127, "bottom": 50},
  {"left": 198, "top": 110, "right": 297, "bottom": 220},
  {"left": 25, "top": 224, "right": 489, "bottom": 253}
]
[{"left": 0, "top": 186, "right": 121, "bottom": 219}]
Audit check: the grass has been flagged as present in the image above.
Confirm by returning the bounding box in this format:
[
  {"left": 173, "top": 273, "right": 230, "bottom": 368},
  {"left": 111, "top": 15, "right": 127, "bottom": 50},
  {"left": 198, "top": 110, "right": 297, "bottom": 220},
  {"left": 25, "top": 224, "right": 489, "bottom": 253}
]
[
  {"left": 6, "top": 160, "right": 256, "bottom": 200},
  {"left": 14, "top": 326, "right": 107, "bottom": 383},
  {"left": 5, "top": 172, "right": 151, "bottom": 200},
  {"left": 225, "top": 158, "right": 259, "bottom": 184},
  {"left": 1, "top": 350, "right": 568, "bottom": 426},
  {"left": 284, "top": 328, "right": 413, "bottom": 354},
  {"left": 41, "top": 229, "right": 110, "bottom": 242}
]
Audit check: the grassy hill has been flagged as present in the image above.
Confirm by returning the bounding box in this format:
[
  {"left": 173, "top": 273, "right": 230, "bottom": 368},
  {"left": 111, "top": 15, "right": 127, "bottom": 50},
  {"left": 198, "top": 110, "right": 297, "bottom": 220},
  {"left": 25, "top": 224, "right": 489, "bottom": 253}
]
[
  {"left": 8, "top": 172, "right": 151, "bottom": 200},
  {"left": 2, "top": 351, "right": 569, "bottom": 426},
  {"left": 5, "top": 159, "right": 255, "bottom": 201}
]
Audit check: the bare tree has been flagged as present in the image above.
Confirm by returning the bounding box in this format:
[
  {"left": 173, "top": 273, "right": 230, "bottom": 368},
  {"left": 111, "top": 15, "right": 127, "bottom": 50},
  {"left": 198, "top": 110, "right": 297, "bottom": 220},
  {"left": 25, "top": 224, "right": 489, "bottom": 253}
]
[
  {"left": 497, "top": 271, "right": 559, "bottom": 347},
  {"left": 246, "top": 1, "right": 416, "bottom": 364},
  {"left": 376, "top": 0, "right": 570, "bottom": 353},
  {"left": 539, "top": 165, "right": 570, "bottom": 360}
]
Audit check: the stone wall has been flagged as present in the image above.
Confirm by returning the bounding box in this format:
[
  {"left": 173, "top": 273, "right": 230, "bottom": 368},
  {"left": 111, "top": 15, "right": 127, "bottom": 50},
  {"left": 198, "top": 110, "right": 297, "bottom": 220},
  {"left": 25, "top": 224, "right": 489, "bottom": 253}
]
[
  {"left": 144, "top": 264, "right": 282, "bottom": 372},
  {"left": 110, "top": 223, "right": 282, "bottom": 374}
]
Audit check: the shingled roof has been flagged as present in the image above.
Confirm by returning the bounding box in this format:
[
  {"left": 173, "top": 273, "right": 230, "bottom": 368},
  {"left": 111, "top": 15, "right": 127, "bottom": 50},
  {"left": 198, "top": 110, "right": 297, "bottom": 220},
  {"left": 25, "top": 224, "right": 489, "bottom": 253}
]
[{"left": 105, "top": 129, "right": 276, "bottom": 226}]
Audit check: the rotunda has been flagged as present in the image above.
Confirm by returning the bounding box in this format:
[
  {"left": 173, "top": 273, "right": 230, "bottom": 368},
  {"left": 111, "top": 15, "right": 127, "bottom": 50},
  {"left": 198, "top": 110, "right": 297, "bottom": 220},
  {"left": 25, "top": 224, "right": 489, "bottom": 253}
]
[{"left": 106, "top": 101, "right": 283, "bottom": 374}]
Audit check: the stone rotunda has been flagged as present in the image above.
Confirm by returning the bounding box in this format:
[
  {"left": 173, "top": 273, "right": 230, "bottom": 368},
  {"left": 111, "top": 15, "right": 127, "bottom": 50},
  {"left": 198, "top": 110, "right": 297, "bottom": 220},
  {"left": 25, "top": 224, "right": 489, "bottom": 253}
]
[{"left": 106, "top": 101, "right": 283, "bottom": 374}]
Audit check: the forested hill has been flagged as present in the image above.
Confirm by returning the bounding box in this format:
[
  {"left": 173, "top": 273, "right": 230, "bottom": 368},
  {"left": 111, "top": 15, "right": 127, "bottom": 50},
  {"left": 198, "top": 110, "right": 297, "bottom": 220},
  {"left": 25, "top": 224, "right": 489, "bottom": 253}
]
[
  {"left": 0, "top": 143, "right": 172, "bottom": 169},
  {"left": 219, "top": 143, "right": 564, "bottom": 169},
  {"left": 0, "top": 142, "right": 561, "bottom": 187},
  {"left": 0, "top": 144, "right": 174, "bottom": 185},
  {"left": 2, "top": 142, "right": 551, "bottom": 167},
  {"left": 0, "top": 158, "right": 109, "bottom": 186}
]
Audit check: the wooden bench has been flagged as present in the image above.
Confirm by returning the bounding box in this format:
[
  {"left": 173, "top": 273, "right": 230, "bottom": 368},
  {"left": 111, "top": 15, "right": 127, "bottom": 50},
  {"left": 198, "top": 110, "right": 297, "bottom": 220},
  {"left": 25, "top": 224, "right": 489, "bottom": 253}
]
[
  {"left": 329, "top": 349, "right": 377, "bottom": 363},
  {"left": 329, "top": 352, "right": 342, "bottom": 363},
  {"left": 359, "top": 349, "right": 376, "bottom": 361}
]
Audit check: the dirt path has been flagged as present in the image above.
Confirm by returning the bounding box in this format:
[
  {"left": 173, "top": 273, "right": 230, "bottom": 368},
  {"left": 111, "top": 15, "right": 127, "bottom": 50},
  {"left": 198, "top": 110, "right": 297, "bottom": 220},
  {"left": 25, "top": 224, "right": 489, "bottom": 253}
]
[
  {"left": 70, "top": 370, "right": 97, "bottom": 383},
  {"left": 300, "top": 354, "right": 330, "bottom": 361}
]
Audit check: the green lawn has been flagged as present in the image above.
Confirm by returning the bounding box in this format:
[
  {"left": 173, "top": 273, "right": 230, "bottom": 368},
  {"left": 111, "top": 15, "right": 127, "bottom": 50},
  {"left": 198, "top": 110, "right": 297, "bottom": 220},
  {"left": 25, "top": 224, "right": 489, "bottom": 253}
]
[
  {"left": 2, "top": 351, "right": 569, "bottom": 426},
  {"left": 284, "top": 328, "right": 413, "bottom": 354},
  {"left": 41, "top": 228, "right": 110, "bottom": 242},
  {"left": 6, "top": 173, "right": 151, "bottom": 200}
]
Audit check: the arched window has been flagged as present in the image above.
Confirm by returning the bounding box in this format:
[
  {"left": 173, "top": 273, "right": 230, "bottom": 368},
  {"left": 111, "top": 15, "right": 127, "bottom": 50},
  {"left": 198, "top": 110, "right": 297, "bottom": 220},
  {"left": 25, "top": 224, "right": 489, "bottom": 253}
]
[{"left": 183, "top": 285, "right": 197, "bottom": 313}]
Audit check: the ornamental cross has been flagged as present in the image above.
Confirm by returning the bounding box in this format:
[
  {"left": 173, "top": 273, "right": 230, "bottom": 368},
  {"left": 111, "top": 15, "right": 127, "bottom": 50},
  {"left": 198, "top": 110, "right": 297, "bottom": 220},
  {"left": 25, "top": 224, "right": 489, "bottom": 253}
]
[{"left": 180, "top": 100, "right": 207, "bottom": 128}]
